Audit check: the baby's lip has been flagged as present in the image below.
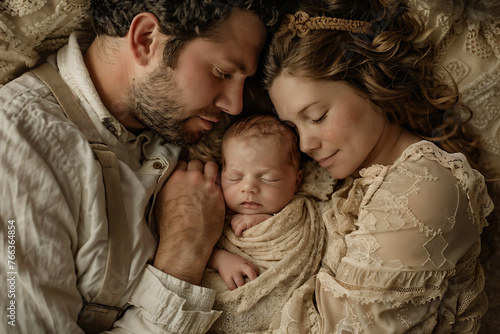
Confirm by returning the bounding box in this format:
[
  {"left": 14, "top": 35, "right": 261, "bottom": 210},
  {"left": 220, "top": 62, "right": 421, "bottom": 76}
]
[{"left": 240, "top": 200, "right": 262, "bottom": 208}]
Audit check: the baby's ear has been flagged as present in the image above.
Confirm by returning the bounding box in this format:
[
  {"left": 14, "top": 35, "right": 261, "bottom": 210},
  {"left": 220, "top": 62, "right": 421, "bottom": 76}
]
[{"left": 295, "top": 169, "right": 303, "bottom": 191}]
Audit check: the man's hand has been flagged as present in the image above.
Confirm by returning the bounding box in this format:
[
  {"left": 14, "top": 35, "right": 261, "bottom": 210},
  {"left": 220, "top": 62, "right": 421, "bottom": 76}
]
[
  {"left": 208, "top": 249, "right": 260, "bottom": 290},
  {"left": 230, "top": 213, "right": 272, "bottom": 237},
  {"left": 153, "top": 160, "right": 225, "bottom": 285}
]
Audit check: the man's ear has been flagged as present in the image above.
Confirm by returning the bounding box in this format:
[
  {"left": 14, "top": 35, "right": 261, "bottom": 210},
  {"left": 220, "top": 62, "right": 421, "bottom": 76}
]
[{"left": 127, "top": 12, "right": 164, "bottom": 67}]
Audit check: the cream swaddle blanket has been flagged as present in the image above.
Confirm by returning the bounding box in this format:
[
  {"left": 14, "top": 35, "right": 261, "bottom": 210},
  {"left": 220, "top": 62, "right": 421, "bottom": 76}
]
[{"left": 202, "top": 162, "right": 334, "bottom": 333}]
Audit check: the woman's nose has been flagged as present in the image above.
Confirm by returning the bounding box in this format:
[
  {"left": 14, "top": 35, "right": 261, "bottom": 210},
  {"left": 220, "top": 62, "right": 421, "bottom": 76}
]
[{"left": 299, "top": 131, "right": 321, "bottom": 154}]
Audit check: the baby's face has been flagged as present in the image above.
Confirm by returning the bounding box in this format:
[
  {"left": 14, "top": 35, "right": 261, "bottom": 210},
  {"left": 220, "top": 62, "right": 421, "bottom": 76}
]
[{"left": 221, "top": 136, "right": 301, "bottom": 215}]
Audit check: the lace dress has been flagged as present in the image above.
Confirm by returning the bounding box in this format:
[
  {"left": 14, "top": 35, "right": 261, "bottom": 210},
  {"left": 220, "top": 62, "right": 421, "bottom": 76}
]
[{"left": 270, "top": 141, "right": 493, "bottom": 333}]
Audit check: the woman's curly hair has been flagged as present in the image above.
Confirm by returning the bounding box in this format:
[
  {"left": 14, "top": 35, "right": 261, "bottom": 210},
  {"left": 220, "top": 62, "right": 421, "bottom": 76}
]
[
  {"left": 263, "top": 0, "right": 499, "bottom": 259},
  {"left": 263, "top": 0, "right": 482, "bottom": 165},
  {"left": 90, "top": 0, "right": 282, "bottom": 66}
]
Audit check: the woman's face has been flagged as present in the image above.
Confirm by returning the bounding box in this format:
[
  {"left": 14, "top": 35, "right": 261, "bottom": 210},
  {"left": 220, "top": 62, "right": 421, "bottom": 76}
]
[{"left": 269, "top": 74, "right": 389, "bottom": 179}]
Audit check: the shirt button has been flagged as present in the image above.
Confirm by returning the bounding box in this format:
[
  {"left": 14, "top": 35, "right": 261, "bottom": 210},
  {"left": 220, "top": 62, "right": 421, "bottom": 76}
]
[
  {"left": 153, "top": 161, "right": 163, "bottom": 169},
  {"left": 107, "top": 125, "right": 117, "bottom": 133}
]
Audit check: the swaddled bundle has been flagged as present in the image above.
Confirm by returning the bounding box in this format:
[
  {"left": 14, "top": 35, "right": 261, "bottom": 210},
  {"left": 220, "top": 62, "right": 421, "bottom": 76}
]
[{"left": 203, "top": 162, "right": 334, "bottom": 333}]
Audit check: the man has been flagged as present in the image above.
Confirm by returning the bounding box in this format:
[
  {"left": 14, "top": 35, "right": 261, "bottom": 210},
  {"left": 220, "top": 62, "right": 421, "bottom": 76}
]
[{"left": 0, "top": 1, "right": 279, "bottom": 332}]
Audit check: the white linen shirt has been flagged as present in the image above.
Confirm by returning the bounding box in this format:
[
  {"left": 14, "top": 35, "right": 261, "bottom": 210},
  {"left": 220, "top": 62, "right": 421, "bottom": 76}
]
[{"left": 0, "top": 32, "right": 221, "bottom": 333}]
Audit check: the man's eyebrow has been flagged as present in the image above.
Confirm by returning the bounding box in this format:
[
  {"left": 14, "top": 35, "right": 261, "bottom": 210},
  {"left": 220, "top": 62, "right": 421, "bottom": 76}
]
[{"left": 225, "top": 58, "right": 254, "bottom": 76}]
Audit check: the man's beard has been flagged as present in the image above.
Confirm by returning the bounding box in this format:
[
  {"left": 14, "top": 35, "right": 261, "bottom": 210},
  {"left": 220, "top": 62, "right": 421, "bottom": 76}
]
[{"left": 129, "top": 64, "right": 219, "bottom": 146}]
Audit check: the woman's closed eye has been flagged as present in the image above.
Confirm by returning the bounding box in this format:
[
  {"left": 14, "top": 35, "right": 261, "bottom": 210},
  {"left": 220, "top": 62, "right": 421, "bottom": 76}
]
[{"left": 311, "top": 111, "right": 327, "bottom": 123}]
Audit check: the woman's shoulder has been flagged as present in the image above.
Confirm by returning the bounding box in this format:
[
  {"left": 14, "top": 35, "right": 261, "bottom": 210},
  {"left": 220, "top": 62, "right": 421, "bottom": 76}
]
[
  {"left": 360, "top": 141, "right": 473, "bottom": 194},
  {"left": 350, "top": 141, "right": 492, "bottom": 242},
  {"left": 391, "top": 140, "right": 487, "bottom": 195},
  {"left": 396, "top": 140, "right": 468, "bottom": 170},
  {"left": 381, "top": 140, "right": 493, "bottom": 228}
]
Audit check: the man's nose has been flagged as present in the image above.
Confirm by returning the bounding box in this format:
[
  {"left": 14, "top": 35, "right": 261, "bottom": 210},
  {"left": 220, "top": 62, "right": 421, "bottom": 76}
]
[{"left": 214, "top": 79, "right": 245, "bottom": 115}]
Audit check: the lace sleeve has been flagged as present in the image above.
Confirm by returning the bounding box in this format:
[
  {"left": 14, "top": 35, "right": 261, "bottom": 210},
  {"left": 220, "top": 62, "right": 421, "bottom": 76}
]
[{"left": 313, "top": 157, "right": 488, "bottom": 333}]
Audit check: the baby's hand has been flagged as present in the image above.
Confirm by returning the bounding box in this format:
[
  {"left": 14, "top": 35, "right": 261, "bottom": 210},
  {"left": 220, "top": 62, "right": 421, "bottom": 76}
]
[
  {"left": 230, "top": 214, "right": 272, "bottom": 237},
  {"left": 216, "top": 251, "right": 260, "bottom": 290}
]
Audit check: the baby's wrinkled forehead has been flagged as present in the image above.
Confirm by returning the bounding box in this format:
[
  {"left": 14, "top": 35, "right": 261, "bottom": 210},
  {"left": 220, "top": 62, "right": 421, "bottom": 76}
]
[
  {"left": 222, "top": 134, "right": 299, "bottom": 173},
  {"left": 223, "top": 135, "right": 281, "bottom": 161}
]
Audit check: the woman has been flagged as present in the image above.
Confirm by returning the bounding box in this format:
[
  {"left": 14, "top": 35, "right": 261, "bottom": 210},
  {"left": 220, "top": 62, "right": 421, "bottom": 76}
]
[{"left": 263, "top": 0, "right": 495, "bottom": 332}]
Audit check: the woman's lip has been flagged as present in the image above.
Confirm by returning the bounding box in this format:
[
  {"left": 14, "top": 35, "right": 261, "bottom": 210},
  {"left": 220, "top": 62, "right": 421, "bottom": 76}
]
[{"left": 317, "top": 151, "right": 338, "bottom": 167}]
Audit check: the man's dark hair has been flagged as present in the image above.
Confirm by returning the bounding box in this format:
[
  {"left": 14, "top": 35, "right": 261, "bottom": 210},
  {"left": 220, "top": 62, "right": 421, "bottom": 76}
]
[{"left": 90, "top": 0, "right": 282, "bottom": 66}]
